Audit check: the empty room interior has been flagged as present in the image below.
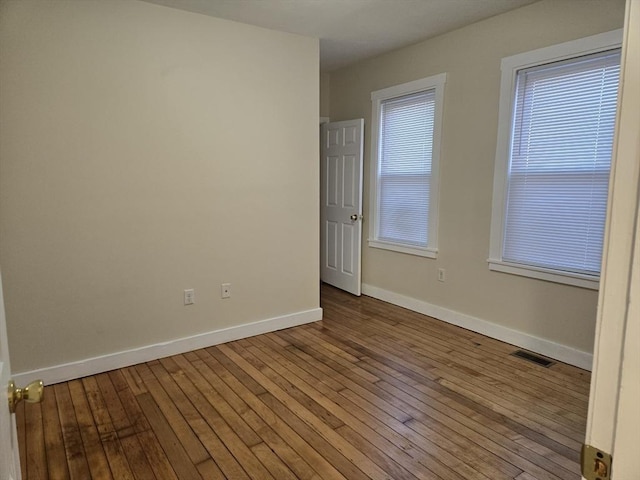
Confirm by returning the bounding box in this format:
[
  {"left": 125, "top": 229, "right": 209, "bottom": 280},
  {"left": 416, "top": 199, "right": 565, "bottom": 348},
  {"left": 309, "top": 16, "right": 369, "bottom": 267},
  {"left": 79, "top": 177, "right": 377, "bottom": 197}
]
[{"left": 1, "top": 0, "right": 638, "bottom": 479}]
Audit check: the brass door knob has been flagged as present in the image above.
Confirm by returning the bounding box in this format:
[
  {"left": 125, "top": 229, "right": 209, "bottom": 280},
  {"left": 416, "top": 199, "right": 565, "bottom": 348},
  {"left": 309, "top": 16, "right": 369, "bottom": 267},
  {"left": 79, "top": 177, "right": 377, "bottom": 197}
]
[{"left": 8, "top": 379, "right": 44, "bottom": 413}]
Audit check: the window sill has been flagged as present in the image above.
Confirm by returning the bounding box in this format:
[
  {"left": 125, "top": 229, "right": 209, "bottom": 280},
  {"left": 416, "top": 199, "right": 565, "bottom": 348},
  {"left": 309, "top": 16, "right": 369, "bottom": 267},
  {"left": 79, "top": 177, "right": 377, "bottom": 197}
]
[
  {"left": 488, "top": 259, "right": 599, "bottom": 290},
  {"left": 369, "top": 239, "right": 437, "bottom": 259}
]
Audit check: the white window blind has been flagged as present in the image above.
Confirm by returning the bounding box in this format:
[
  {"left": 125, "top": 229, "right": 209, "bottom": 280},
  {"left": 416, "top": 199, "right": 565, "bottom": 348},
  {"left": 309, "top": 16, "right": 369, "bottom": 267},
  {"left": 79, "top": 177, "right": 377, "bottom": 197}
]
[
  {"left": 377, "top": 90, "right": 435, "bottom": 247},
  {"left": 504, "top": 49, "right": 621, "bottom": 275}
]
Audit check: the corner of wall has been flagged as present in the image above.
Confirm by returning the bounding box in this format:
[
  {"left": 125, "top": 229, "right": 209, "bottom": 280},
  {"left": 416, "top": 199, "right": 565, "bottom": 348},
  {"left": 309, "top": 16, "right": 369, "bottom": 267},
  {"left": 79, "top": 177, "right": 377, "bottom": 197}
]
[{"left": 320, "top": 72, "right": 331, "bottom": 118}]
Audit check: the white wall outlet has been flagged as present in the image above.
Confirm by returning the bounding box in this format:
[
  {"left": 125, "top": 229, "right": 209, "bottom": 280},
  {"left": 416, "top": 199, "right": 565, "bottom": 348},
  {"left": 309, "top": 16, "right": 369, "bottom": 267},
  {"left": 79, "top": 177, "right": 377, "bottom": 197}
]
[
  {"left": 221, "top": 283, "right": 231, "bottom": 299},
  {"left": 184, "top": 288, "right": 195, "bottom": 305},
  {"left": 438, "top": 268, "right": 446, "bottom": 282}
]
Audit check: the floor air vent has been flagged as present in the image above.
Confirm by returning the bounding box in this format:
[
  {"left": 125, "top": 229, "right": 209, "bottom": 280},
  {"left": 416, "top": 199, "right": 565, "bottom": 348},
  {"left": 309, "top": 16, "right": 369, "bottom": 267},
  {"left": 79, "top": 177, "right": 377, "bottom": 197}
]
[{"left": 511, "top": 350, "right": 555, "bottom": 367}]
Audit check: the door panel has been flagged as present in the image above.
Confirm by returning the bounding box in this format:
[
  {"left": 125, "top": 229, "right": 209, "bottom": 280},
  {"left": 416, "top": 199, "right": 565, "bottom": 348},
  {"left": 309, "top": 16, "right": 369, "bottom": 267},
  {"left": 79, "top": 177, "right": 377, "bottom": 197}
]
[
  {"left": 326, "top": 222, "right": 338, "bottom": 270},
  {"left": 342, "top": 224, "right": 355, "bottom": 275},
  {"left": 320, "top": 119, "right": 364, "bottom": 296},
  {"left": 327, "top": 156, "right": 339, "bottom": 206},
  {"left": 1, "top": 271, "right": 20, "bottom": 480},
  {"left": 343, "top": 155, "right": 357, "bottom": 208}
]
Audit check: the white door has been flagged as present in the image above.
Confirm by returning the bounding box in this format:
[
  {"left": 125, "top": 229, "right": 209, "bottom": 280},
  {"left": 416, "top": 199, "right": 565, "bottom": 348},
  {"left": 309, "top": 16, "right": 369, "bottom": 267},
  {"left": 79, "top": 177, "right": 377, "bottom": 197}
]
[
  {"left": 0, "top": 271, "right": 21, "bottom": 480},
  {"left": 584, "top": 0, "right": 639, "bottom": 477},
  {"left": 320, "top": 119, "right": 364, "bottom": 296}
]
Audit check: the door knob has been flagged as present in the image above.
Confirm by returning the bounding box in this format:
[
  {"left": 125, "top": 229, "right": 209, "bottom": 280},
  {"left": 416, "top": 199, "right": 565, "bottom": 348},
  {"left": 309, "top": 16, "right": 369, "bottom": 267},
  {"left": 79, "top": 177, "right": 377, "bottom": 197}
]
[
  {"left": 350, "top": 214, "right": 362, "bottom": 221},
  {"left": 8, "top": 379, "right": 44, "bottom": 413}
]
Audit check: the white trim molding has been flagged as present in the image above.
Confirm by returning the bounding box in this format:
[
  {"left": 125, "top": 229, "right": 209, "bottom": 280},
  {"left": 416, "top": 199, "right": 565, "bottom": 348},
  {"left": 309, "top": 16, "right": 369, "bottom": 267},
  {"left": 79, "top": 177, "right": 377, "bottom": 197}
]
[
  {"left": 13, "top": 308, "right": 322, "bottom": 386},
  {"left": 368, "top": 240, "right": 437, "bottom": 259},
  {"left": 488, "top": 260, "right": 599, "bottom": 290},
  {"left": 362, "top": 284, "right": 593, "bottom": 371}
]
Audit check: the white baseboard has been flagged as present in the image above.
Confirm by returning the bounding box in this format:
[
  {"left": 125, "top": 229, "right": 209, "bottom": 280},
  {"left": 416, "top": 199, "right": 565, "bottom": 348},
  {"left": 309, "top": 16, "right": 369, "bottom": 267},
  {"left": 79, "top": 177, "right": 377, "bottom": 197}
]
[
  {"left": 13, "top": 307, "right": 323, "bottom": 386},
  {"left": 361, "top": 284, "right": 593, "bottom": 371}
]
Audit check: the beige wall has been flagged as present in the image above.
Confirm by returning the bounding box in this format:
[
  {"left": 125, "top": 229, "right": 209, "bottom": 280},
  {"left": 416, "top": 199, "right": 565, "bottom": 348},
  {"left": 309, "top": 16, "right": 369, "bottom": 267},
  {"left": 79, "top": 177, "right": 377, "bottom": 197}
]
[
  {"left": 0, "top": 0, "right": 319, "bottom": 373},
  {"left": 320, "top": 72, "right": 331, "bottom": 118},
  {"left": 329, "top": 0, "right": 626, "bottom": 354}
]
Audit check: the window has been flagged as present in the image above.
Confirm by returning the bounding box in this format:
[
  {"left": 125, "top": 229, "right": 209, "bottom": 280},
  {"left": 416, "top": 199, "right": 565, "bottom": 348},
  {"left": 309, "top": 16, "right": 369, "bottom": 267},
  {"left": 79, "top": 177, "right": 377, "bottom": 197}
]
[
  {"left": 489, "top": 30, "right": 622, "bottom": 289},
  {"left": 369, "top": 74, "right": 446, "bottom": 258}
]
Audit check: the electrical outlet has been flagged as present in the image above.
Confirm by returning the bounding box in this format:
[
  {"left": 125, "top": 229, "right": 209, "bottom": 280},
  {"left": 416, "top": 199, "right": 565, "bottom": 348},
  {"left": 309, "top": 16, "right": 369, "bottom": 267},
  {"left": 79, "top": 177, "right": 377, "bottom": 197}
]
[
  {"left": 221, "top": 283, "right": 231, "bottom": 299},
  {"left": 184, "top": 288, "right": 195, "bottom": 305},
  {"left": 438, "top": 268, "right": 446, "bottom": 282}
]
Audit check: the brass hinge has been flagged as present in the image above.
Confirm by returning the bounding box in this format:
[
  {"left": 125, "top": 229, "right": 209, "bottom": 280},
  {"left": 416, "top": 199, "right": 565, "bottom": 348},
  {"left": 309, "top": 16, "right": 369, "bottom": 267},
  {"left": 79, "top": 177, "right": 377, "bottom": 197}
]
[{"left": 581, "top": 444, "right": 612, "bottom": 480}]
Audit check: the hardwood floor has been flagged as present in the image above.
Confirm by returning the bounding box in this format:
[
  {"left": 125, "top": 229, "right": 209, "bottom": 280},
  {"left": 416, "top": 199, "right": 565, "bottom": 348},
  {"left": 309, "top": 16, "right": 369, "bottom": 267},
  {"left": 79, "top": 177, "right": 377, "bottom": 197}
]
[{"left": 16, "top": 284, "right": 590, "bottom": 479}]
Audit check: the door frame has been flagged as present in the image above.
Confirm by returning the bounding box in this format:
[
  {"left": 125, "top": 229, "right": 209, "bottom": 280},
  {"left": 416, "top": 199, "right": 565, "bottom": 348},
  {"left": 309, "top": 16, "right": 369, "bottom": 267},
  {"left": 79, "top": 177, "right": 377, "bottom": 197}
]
[
  {"left": 0, "top": 270, "right": 21, "bottom": 480},
  {"left": 584, "top": 0, "right": 639, "bottom": 476}
]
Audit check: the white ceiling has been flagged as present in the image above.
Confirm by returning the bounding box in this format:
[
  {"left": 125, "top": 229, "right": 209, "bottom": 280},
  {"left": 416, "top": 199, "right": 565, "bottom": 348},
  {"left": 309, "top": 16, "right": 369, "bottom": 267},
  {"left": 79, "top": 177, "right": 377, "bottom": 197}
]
[{"left": 142, "top": 0, "right": 538, "bottom": 71}]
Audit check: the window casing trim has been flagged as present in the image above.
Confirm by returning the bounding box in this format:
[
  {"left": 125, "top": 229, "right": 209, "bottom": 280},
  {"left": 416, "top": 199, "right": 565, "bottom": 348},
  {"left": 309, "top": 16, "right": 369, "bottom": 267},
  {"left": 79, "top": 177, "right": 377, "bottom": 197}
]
[
  {"left": 369, "top": 73, "right": 446, "bottom": 258},
  {"left": 488, "top": 29, "right": 622, "bottom": 289},
  {"left": 369, "top": 239, "right": 438, "bottom": 259},
  {"left": 488, "top": 259, "right": 600, "bottom": 290}
]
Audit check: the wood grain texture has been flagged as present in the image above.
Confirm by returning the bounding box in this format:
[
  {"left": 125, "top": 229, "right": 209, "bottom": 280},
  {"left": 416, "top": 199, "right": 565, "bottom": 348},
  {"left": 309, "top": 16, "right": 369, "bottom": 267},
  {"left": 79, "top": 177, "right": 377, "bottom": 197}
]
[{"left": 15, "top": 284, "right": 590, "bottom": 479}]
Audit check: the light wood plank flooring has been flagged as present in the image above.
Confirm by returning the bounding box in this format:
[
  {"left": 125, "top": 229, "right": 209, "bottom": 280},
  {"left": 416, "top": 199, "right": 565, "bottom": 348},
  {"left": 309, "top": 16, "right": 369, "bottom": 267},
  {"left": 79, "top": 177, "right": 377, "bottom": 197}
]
[{"left": 16, "top": 284, "right": 590, "bottom": 479}]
